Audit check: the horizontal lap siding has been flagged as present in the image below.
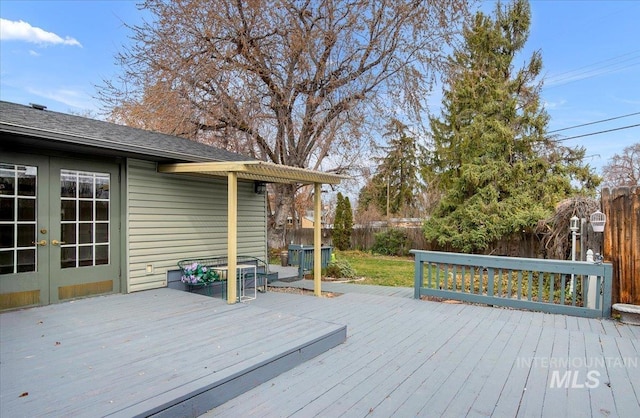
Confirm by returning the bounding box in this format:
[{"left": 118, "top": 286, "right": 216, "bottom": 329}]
[{"left": 126, "top": 159, "right": 267, "bottom": 292}]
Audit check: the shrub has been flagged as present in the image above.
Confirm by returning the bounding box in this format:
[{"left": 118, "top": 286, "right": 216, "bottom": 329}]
[
  {"left": 324, "top": 259, "right": 357, "bottom": 278},
  {"left": 371, "top": 228, "right": 410, "bottom": 256}
]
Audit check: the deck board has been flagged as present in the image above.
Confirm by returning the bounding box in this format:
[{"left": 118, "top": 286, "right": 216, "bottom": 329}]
[{"left": 601, "top": 335, "right": 640, "bottom": 417}]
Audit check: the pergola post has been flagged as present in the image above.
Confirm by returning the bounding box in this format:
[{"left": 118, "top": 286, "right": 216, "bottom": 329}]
[
  {"left": 314, "top": 183, "right": 322, "bottom": 296},
  {"left": 227, "top": 172, "right": 238, "bottom": 304}
]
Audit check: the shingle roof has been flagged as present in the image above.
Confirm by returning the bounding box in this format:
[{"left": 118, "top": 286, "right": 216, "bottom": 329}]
[{"left": 0, "top": 101, "right": 252, "bottom": 163}]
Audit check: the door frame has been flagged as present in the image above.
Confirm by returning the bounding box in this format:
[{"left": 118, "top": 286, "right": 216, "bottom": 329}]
[
  {"left": 1, "top": 151, "right": 124, "bottom": 310},
  {"left": 48, "top": 157, "right": 122, "bottom": 304},
  {"left": 0, "top": 154, "right": 50, "bottom": 307}
]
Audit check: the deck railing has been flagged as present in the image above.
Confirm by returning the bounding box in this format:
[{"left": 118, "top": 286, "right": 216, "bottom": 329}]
[
  {"left": 410, "top": 250, "right": 613, "bottom": 318},
  {"left": 288, "top": 245, "right": 333, "bottom": 278}
]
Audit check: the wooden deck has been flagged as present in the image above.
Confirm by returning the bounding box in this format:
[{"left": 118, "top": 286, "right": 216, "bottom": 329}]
[
  {"left": 210, "top": 284, "right": 640, "bottom": 417},
  {"left": 2, "top": 281, "right": 638, "bottom": 418},
  {"left": 0, "top": 288, "right": 346, "bottom": 417}
]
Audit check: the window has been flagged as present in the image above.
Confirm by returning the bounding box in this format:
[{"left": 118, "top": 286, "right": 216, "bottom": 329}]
[{"left": 60, "top": 170, "right": 110, "bottom": 268}]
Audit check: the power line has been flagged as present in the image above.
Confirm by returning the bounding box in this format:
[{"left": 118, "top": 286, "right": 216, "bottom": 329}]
[
  {"left": 544, "top": 51, "right": 640, "bottom": 88},
  {"left": 547, "top": 51, "right": 639, "bottom": 80},
  {"left": 554, "top": 123, "right": 640, "bottom": 142},
  {"left": 549, "top": 112, "right": 640, "bottom": 133}
]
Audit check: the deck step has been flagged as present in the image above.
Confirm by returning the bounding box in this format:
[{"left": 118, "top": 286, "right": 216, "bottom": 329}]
[
  {"left": 613, "top": 303, "right": 640, "bottom": 325},
  {"left": 0, "top": 289, "right": 346, "bottom": 418}
]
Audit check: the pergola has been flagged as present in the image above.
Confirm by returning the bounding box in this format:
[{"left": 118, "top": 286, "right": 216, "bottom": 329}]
[{"left": 157, "top": 161, "right": 347, "bottom": 303}]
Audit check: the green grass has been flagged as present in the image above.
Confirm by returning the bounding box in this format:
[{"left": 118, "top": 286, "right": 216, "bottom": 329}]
[{"left": 335, "top": 250, "right": 414, "bottom": 287}]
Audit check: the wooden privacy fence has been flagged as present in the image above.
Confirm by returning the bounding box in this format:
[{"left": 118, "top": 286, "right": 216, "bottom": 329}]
[
  {"left": 602, "top": 186, "right": 639, "bottom": 305},
  {"left": 411, "top": 250, "right": 613, "bottom": 318}
]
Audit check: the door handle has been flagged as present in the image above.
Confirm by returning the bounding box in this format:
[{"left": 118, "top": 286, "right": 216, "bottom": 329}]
[
  {"left": 32, "top": 240, "right": 47, "bottom": 246},
  {"left": 51, "top": 240, "right": 66, "bottom": 246}
]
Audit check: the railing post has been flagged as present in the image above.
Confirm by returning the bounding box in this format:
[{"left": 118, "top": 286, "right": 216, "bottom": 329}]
[
  {"left": 487, "top": 268, "right": 494, "bottom": 297},
  {"left": 586, "top": 249, "right": 597, "bottom": 309},
  {"left": 413, "top": 252, "right": 423, "bottom": 299},
  {"left": 297, "top": 245, "right": 304, "bottom": 279},
  {"left": 601, "top": 263, "right": 613, "bottom": 317}
]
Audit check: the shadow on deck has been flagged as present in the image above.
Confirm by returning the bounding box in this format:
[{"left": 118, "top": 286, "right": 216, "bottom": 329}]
[{"left": 0, "top": 288, "right": 346, "bottom": 417}]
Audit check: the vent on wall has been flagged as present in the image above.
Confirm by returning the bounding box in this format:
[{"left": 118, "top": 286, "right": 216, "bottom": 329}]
[{"left": 29, "top": 103, "right": 47, "bottom": 110}]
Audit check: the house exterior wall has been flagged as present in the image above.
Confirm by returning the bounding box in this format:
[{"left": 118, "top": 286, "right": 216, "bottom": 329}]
[
  {"left": 300, "top": 217, "right": 314, "bottom": 229},
  {"left": 126, "top": 159, "right": 267, "bottom": 292}
]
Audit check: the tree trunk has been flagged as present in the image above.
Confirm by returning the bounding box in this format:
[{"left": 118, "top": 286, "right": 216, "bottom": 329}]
[{"left": 268, "top": 184, "right": 296, "bottom": 249}]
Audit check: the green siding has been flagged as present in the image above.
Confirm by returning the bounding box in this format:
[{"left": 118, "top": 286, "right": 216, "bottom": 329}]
[{"left": 126, "top": 159, "right": 267, "bottom": 292}]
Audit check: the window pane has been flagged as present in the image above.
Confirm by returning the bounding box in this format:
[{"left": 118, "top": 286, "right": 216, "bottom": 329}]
[
  {"left": 18, "top": 198, "right": 36, "bottom": 221},
  {"left": 79, "top": 223, "right": 93, "bottom": 244},
  {"left": 0, "top": 197, "right": 14, "bottom": 221},
  {"left": 95, "top": 245, "right": 109, "bottom": 265},
  {"left": 79, "top": 200, "right": 93, "bottom": 222},
  {"left": 60, "top": 172, "right": 76, "bottom": 197},
  {"left": 61, "top": 247, "right": 76, "bottom": 269},
  {"left": 61, "top": 200, "right": 76, "bottom": 221},
  {"left": 95, "top": 223, "right": 109, "bottom": 243},
  {"left": 17, "top": 166, "right": 37, "bottom": 196},
  {"left": 96, "top": 201, "right": 109, "bottom": 221},
  {"left": 0, "top": 225, "right": 13, "bottom": 248},
  {"left": 62, "top": 224, "right": 77, "bottom": 245},
  {"left": 17, "top": 249, "right": 35, "bottom": 273},
  {"left": 0, "top": 164, "right": 16, "bottom": 195},
  {"left": 0, "top": 250, "right": 14, "bottom": 274},
  {"left": 79, "top": 176, "right": 93, "bottom": 198},
  {"left": 17, "top": 224, "right": 35, "bottom": 247},
  {"left": 96, "top": 176, "right": 109, "bottom": 199},
  {"left": 79, "top": 246, "right": 93, "bottom": 267}
]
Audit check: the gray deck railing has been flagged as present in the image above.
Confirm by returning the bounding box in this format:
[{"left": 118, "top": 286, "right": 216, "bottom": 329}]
[
  {"left": 410, "top": 250, "right": 613, "bottom": 318},
  {"left": 288, "top": 245, "right": 333, "bottom": 278}
]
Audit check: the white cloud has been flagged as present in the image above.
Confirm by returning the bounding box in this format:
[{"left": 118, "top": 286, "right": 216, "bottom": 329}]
[
  {"left": 20, "top": 83, "right": 95, "bottom": 112},
  {"left": 0, "top": 18, "right": 82, "bottom": 47}
]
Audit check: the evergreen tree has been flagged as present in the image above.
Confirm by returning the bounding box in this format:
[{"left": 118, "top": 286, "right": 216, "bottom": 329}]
[
  {"left": 359, "top": 119, "right": 426, "bottom": 217},
  {"left": 343, "top": 196, "right": 354, "bottom": 238},
  {"left": 423, "top": 0, "right": 600, "bottom": 253},
  {"left": 333, "top": 192, "right": 353, "bottom": 250}
]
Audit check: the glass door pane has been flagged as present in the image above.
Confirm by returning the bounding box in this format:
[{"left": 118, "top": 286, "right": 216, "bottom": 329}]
[
  {"left": 0, "top": 163, "right": 37, "bottom": 274},
  {"left": 59, "top": 170, "right": 110, "bottom": 269}
]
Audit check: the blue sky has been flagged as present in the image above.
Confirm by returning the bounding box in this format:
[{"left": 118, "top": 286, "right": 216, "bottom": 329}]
[{"left": 1, "top": 0, "right": 638, "bottom": 174}]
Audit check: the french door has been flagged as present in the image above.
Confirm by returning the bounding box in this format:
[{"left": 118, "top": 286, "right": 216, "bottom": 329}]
[{"left": 1, "top": 153, "right": 120, "bottom": 309}]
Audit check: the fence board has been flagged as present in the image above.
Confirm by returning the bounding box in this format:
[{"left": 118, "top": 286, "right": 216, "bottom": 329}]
[{"left": 602, "top": 186, "right": 640, "bottom": 304}]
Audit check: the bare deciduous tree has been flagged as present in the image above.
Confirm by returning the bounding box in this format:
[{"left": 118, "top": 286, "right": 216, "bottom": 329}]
[
  {"left": 601, "top": 143, "right": 640, "bottom": 188},
  {"left": 98, "top": 0, "right": 471, "bottom": 245}
]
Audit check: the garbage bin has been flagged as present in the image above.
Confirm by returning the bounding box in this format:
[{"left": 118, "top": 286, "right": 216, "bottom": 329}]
[{"left": 280, "top": 251, "right": 289, "bottom": 267}]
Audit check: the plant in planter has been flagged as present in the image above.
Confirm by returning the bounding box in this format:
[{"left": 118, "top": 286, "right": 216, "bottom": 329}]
[{"left": 180, "top": 262, "right": 220, "bottom": 285}]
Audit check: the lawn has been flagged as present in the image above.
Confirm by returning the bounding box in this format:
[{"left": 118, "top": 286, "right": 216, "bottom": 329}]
[
  {"left": 330, "top": 251, "right": 586, "bottom": 306},
  {"left": 335, "top": 250, "right": 415, "bottom": 287}
]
